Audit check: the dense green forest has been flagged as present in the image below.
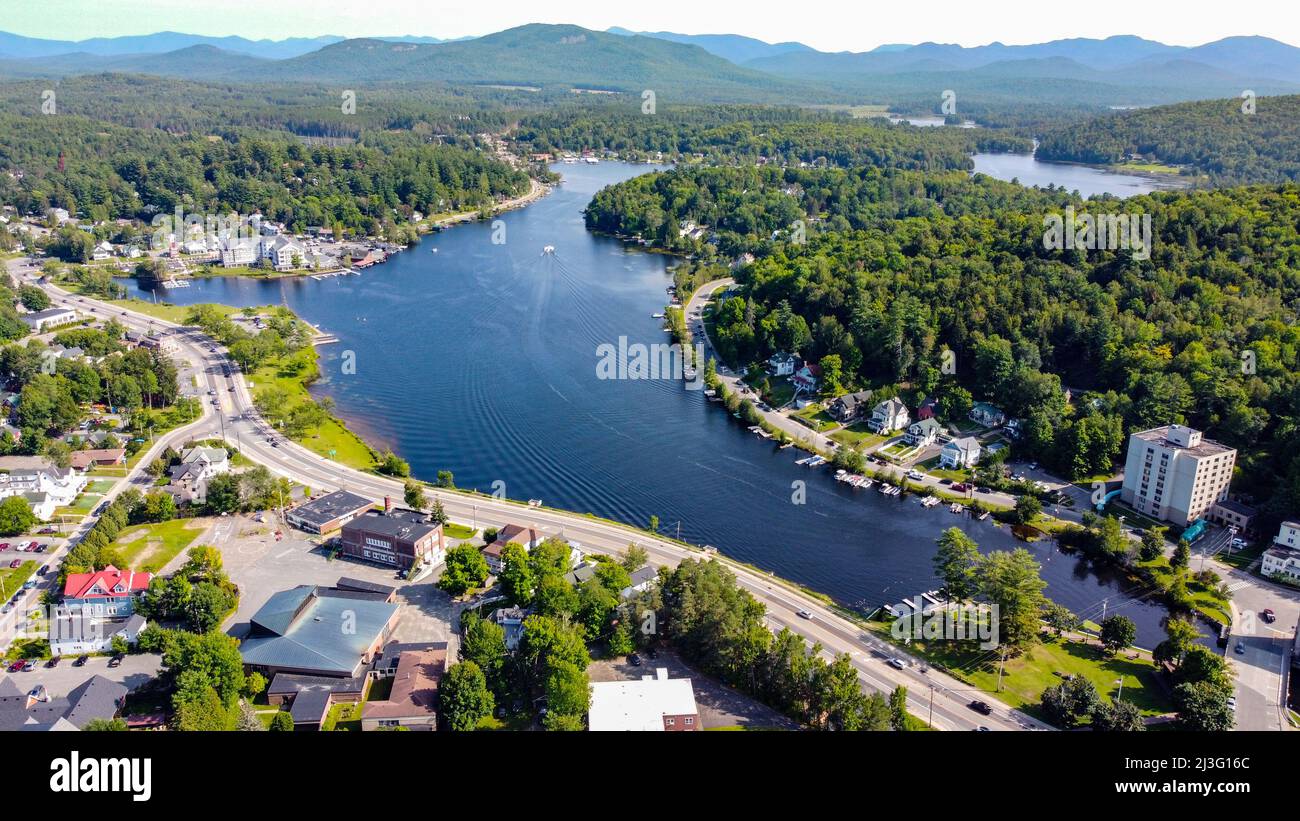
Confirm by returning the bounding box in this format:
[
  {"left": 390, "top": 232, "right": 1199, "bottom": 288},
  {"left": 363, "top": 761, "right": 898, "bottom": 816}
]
[
  {"left": 1036, "top": 95, "right": 1300, "bottom": 184},
  {"left": 0, "top": 111, "right": 529, "bottom": 234},
  {"left": 586, "top": 164, "right": 1300, "bottom": 525},
  {"left": 517, "top": 106, "right": 1031, "bottom": 166}
]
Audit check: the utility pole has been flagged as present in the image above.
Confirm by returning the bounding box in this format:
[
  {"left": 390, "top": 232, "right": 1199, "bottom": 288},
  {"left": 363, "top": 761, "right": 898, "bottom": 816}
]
[
  {"left": 996, "top": 646, "right": 1007, "bottom": 692},
  {"left": 928, "top": 685, "right": 934, "bottom": 728}
]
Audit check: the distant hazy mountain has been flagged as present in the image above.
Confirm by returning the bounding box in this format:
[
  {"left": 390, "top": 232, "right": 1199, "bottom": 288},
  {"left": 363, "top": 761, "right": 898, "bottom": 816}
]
[
  {"left": 253, "top": 24, "right": 822, "bottom": 102},
  {"left": 0, "top": 30, "right": 461, "bottom": 61},
  {"left": 606, "top": 27, "right": 813, "bottom": 64}
]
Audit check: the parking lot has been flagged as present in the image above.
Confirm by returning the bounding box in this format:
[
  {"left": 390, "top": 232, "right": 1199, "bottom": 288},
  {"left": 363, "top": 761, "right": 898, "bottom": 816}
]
[
  {"left": 589, "top": 648, "right": 796, "bottom": 730},
  {"left": 204, "top": 515, "right": 455, "bottom": 647},
  {"left": 0, "top": 652, "right": 161, "bottom": 697}
]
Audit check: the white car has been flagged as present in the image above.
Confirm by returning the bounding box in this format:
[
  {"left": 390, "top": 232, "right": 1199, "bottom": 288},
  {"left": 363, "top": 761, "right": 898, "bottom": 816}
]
[
  {"left": 907, "top": 470, "right": 924, "bottom": 480},
  {"left": 887, "top": 658, "right": 908, "bottom": 670}
]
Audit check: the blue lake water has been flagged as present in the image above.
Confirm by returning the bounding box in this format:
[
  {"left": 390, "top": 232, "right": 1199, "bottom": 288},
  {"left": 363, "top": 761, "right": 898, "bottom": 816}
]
[
  {"left": 117, "top": 161, "right": 1190, "bottom": 647},
  {"left": 972, "top": 152, "right": 1187, "bottom": 198}
]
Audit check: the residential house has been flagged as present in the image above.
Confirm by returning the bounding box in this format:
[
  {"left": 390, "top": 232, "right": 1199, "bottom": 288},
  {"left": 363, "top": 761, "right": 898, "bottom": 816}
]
[
  {"left": 868, "top": 398, "right": 910, "bottom": 434},
  {"left": 940, "top": 437, "right": 982, "bottom": 469},
  {"left": 791, "top": 363, "right": 820, "bottom": 394},
  {"left": 767, "top": 352, "right": 797, "bottom": 377},
  {"left": 828, "top": 390, "right": 873, "bottom": 423},
  {"left": 1261, "top": 548, "right": 1300, "bottom": 583},
  {"left": 968, "top": 402, "right": 1007, "bottom": 427},
  {"left": 362, "top": 642, "right": 447, "bottom": 731},
  {"left": 62, "top": 566, "right": 152, "bottom": 617},
  {"left": 916, "top": 397, "right": 939, "bottom": 420},
  {"left": 0, "top": 675, "right": 127, "bottom": 731},
  {"left": 1209, "top": 499, "right": 1257, "bottom": 535},
  {"left": 0, "top": 466, "right": 87, "bottom": 520},
  {"left": 620, "top": 566, "right": 658, "bottom": 599},
  {"left": 490, "top": 607, "right": 528, "bottom": 650},
  {"left": 589, "top": 668, "right": 700, "bottom": 732},
  {"left": 49, "top": 612, "right": 146, "bottom": 657},
  {"left": 240, "top": 584, "right": 400, "bottom": 678},
  {"left": 904, "top": 418, "right": 943, "bottom": 447},
  {"left": 1274, "top": 521, "right": 1300, "bottom": 550},
  {"left": 166, "top": 446, "right": 230, "bottom": 505},
  {"left": 482, "top": 523, "right": 541, "bottom": 573},
  {"left": 69, "top": 448, "right": 126, "bottom": 471}
]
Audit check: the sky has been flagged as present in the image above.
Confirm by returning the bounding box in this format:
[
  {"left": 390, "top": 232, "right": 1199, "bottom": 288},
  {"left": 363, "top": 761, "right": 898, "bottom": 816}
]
[{"left": 1, "top": 0, "right": 1296, "bottom": 51}]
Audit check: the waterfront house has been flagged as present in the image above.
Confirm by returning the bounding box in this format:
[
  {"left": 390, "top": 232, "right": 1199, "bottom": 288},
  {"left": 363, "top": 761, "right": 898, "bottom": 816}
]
[
  {"left": 904, "top": 418, "right": 943, "bottom": 447},
  {"left": 969, "top": 402, "right": 1007, "bottom": 427},
  {"left": 940, "top": 437, "right": 982, "bottom": 469},
  {"left": 828, "top": 390, "right": 873, "bottom": 423},
  {"left": 767, "top": 352, "right": 797, "bottom": 377},
  {"left": 482, "top": 523, "right": 541, "bottom": 573},
  {"left": 791, "top": 363, "right": 820, "bottom": 394},
  {"left": 620, "top": 566, "right": 659, "bottom": 599},
  {"left": 868, "top": 398, "right": 909, "bottom": 434},
  {"left": 62, "top": 566, "right": 152, "bottom": 617},
  {"left": 218, "top": 236, "right": 259, "bottom": 267},
  {"left": 260, "top": 235, "right": 308, "bottom": 271}
]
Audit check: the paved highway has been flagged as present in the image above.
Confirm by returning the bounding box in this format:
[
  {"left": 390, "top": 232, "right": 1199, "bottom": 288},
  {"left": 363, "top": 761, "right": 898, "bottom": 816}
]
[{"left": 26, "top": 269, "right": 1049, "bottom": 731}]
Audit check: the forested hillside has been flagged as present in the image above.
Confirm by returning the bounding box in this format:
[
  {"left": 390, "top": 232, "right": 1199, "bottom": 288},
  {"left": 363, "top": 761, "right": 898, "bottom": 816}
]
[
  {"left": 1036, "top": 95, "right": 1300, "bottom": 184},
  {"left": 585, "top": 165, "right": 1300, "bottom": 520}
]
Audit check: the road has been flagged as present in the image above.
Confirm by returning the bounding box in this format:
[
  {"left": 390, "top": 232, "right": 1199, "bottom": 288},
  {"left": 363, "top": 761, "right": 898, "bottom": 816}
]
[{"left": 18, "top": 265, "right": 1051, "bottom": 731}]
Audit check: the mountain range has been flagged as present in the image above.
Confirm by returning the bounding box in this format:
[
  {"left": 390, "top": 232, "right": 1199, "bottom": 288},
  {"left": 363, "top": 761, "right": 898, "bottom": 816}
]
[{"left": 0, "top": 25, "right": 1298, "bottom": 108}]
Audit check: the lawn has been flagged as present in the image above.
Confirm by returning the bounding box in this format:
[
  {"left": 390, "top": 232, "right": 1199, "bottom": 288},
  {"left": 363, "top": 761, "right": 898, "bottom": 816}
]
[
  {"left": 791, "top": 404, "right": 838, "bottom": 432},
  {"left": 0, "top": 560, "right": 38, "bottom": 598},
  {"left": 249, "top": 347, "right": 378, "bottom": 471},
  {"left": 444, "top": 522, "right": 477, "bottom": 540},
  {"left": 869, "top": 622, "right": 1175, "bottom": 721},
  {"left": 114, "top": 518, "right": 206, "bottom": 572},
  {"left": 829, "top": 424, "right": 886, "bottom": 449},
  {"left": 917, "top": 456, "right": 970, "bottom": 482}
]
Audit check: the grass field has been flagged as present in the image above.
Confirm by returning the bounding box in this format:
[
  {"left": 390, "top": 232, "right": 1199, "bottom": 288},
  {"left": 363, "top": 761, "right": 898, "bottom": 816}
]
[
  {"left": 868, "top": 622, "right": 1174, "bottom": 721},
  {"left": 791, "top": 404, "right": 838, "bottom": 432},
  {"left": 248, "top": 347, "right": 377, "bottom": 471},
  {"left": 114, "top": 518, "right": 207, "bottom": 573},
  {"left": 0, "top": 560, "right": 38, "bottom": 599},
  {"left": 444, "top": 522, "right": 477, "bottom": 540},
  {"left": 829, "top": 424, "right": 886, "bottom": 450}
]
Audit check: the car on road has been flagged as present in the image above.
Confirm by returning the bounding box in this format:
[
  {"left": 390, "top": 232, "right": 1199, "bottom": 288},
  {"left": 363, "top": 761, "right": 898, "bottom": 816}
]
[
  {"left": 1226, "top": 696, "right": 1237, "bottom": 711},
  {"left": 1261, "top": 609, "right": 1275, "bottom": 623},
  {"left": 0, "top": 543, "right": 8, "bottom": 551},
  {"left": 951, "top": 483, "right": 970, "bottom": 492},
  {"left": 797, "top": 609, "right": 813, "bottom": 620},
  {"left": 108, "top": 654, "right": 125, "bottom": 668},
  {"left": 1234, "top": 641, "right": 1246, "bottom": 654},
  {"left": 74, "top": 655, "right": 89, "bottom": 667},
  {"left": 938, "top": 478, "right": 952, "bottom": 485},
  {"left": 907, "top": 470, "right": 924, "bottom": 480},
  {"left": 968, "top": 700, "right": 993, "bottom": 715},
  {"left": 887, "top": 657, "right": 908, "bottom": 670},
  {"left": 975, "top": 487, "right": 992, "bottom": 495}
]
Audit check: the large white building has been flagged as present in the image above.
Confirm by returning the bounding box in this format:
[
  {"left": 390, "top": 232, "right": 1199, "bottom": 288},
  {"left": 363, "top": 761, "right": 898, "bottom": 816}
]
[
  {"left": 0, "top": 467, "right": 87, "bottom": 521},
  {"left": 588, "top": 668, "right": 700, "bottom": 732},
  {"left": 1120, "top": 424, "right": 1236, "bottom": 527}
]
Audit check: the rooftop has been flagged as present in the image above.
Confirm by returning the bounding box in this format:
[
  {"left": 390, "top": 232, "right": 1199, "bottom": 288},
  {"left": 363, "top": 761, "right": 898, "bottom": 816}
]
[
  {"left": 589, "top": 668, "right": 698, "bottom": 732},
  {"left": 1132, "top": 425, "right": 1235, "bottom": 458},
  {"left": 287, "top": 489, "right": 374, "bottom": 527},
  {"left": 241, "top": 585, "right": 399, "bottom": 676},
  {"left": 343, "top": 509, "right": 440, "bottom": 542},
  {"left": 363, "top": 642, "right": 447, "bottom": 722}
]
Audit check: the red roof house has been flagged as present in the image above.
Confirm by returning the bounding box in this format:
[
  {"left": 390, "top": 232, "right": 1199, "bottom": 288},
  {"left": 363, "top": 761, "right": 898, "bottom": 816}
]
[{"left": 63, "top": 566, "right": 152, "bottom": 615}]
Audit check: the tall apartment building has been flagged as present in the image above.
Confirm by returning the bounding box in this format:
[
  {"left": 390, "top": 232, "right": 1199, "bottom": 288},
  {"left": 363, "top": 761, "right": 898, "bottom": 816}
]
[{"left": 1120, "top": 424, "right": 1236, "bottom": 527}]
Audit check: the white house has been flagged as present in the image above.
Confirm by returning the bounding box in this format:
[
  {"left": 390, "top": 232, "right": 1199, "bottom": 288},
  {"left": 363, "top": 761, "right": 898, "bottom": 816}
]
[
  {"left": 868, "top": 398, "right": 910, "bottom": 434},
  {"left": 1274, "top": 521, "right": 1300, "bottom": 549},
  {"left": 940, "top": 436, "right": 982, "bottom": 469},
  {"left": 259, "top": 235, "right": 308, "bottom": 271},
  {"left": 904, "top": 418, "right": 943, "bottom": 447},
  {"left": 49, "top": 611, "right": 147, "bottom": 657},
  {"left": 0, "top": 467, "right": 87, "bottom": 519},
  {"left": 166, "top": 446, "right": 230, "bottom": 505},
  {"left": 1261, "top": 547, "right": 1300, "bottom": 582},
  {"left": 767, "top": 352, "right": 797, "bottom": 377},
  {"left": 218, "top": 236, "right": 259, "bottom": 267}
]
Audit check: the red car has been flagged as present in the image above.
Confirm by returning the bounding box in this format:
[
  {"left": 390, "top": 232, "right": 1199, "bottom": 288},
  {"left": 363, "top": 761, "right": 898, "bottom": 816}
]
[
  {"left": 0, "top": 543, "right": 9, "bottom": 551},
  {"left": 7, "top": 659, "right": 27, "bottom": 673},
  {"left": 8, "top": 559, "right": 20, "bottom": 569}
]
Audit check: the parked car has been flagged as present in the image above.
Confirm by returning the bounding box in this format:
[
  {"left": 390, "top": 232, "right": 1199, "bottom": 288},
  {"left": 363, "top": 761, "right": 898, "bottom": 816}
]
[
  {"left": 8, "top": 559, "right": 20, "bottom": 569},
  {"left": 45, "top": 656, "right": 60, "bottom": 669},
  {"left": 0, "top": 543, "right": 9, "bottom": 551},
  {"left": 7, "top": 659, "right": 27, "bottom": 672},
  {"left": 1261, "top": 609, "right": 1276, "bottom": 623},
  {"left": 108, "top": 654, "right": 125, "bottom": 668},
  {"left": 74, "top": 655, "right": 89, "bottom": 667},
  {"left": 1234, "top": 641, "right": 1246, "bottom": 654},
  {"left": 1226, "top": 696, "right": 1238, "bottom": 711},
  {"left": 33, "top": 544, "right": 46, "bottom": 553},
  {"left": 628, "top": 653, "right": 642, "bottom": 667}
]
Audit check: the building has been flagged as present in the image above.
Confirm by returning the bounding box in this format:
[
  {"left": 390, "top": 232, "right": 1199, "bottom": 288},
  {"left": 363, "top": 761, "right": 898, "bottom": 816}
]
[
  {"left": 827, "top": 390, "right": 873, "bottom": 423},
  {"left": 285, "top": 489, "right": 375, "bottom": 534},
  {"left": 916, "top": 397, "right": 939, "bottom": 420},
  {"left": 62, "top": 566, "right": 152, "bottom": 617},
  {"left": 1119, "top": 425, "right": 1237, "bottom": 527},
  {"left": 1274, "top": 521, "right": 1300, "bottom": 550},
  {"left": 904, "top": 418, "right": 943, "bottom": 447},
  {"left": 968, "top": 402, "right": 1007, "bottom": 427},
  {"left": 218, "top": 236, "right": 259, "bottom": 267},
  {"left": 868, "top": 398, "right": 910, "bottom": 434},
  {"left": 0, "top": 675, "right": 127, "bottom": 731},
  {"left": 340, "top": 508, "right": 446, "bottom": 570},
  {"left": 619, "top": 566, "right": 658, "bottom": 599},
  {"left": 490, "top": 607, "right": 528, "bottom": 650},
  {"left": 165, "top": 446, "right": 230, "bottom": 505},
  {"left": 940, "top": 436, "right": 982, "bottom": 469},
  {"left": 0, "top": 467, "right": 88, "bottom": 514},
  {"left": 766, "top": 352, "right": 797, "bottom": 377},
  {"left": 49, "top": 612, "right": 146, "bottom": 657},
  {"left": 68, "top": 449, "right": 126, "bottom": 470},
  {"left": 20, "top": 307, "right": 79, "bottom": 333},
  {"left": 260, "top": 235, "right": 308, "bottom": 271},
  {"left": 362, "top": 642, "right": 447, "bottom": 731},
  {"left": 1261, "top": 548, "right": 1300, "bottom": 583},
  {"left": 266, "top": 673, "right": 368, "bottom": 730},
  {"left": 791, "top": 363, "right": 820, "bottom": 394},
  {"left": 1208, "top": 499, "right": 1257, "bottom": 535},
  {"left": 240, "top": 585, "right": 400, "bottom": 678},
  {"left": 589, "top": 668, "right": 700, "bottom": 731},
  {"left": 482, "top": 523, "right": 541, "bottom": 573}
]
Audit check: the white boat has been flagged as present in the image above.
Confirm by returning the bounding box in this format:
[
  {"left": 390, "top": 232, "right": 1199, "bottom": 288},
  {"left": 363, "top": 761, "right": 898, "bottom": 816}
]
[
  {"left": 583, "top": 156, "right": 600, "bottom": 164},
  {"left": 528, "top": 499, "right": 543, "bottom": 508},
  {"left": 978, "top": 510, "right": 990, "bottom": 521},
  {"left": 652, "top": 312, "right": 665, "bottom": 319},
  {"left": 543, "top": 245, "right": 556, "bottom": 255}
]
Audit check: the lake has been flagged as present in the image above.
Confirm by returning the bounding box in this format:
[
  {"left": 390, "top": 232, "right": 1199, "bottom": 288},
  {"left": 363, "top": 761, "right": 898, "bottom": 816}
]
[
  {"left": 972, "top": 151, "right": 1187, "bottom": 198},
  {"left": 117, "top": 161, "right": 1187, "bottom": 647}
]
